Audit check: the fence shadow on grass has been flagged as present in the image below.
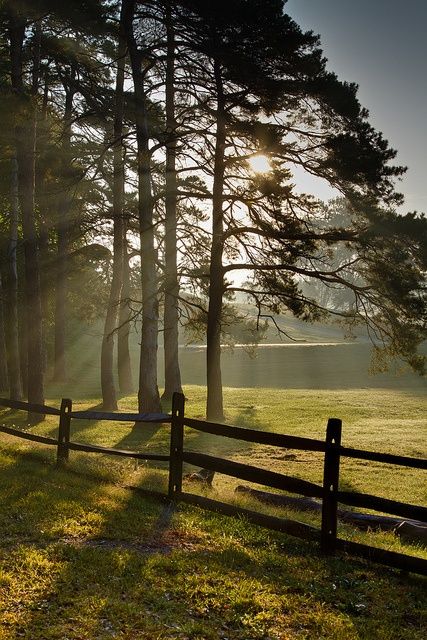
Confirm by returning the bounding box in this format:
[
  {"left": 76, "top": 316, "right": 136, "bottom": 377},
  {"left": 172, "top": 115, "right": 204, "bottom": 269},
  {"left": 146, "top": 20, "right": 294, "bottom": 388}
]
[
  {"left": 1, "top": 394, "right": 426, "bottom": 581},
  {"left": 173, "top": 404, "right": 271, "bottom": 480},
  {"left": 1, "top": 448, "right": 425, "bottom": 640}
]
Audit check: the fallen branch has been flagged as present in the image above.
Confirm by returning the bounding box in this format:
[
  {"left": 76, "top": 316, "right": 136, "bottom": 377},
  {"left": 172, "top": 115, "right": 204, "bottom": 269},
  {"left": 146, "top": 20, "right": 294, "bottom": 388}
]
[{"left": 235, "top": 486, "right": 427, "bottom": 544}]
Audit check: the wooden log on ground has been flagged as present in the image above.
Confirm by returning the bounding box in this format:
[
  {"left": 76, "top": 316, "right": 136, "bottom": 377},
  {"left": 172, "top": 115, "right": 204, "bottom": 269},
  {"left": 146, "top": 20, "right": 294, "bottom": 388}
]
[
  {"left": 236, "top": 486, "right": 323, "bottom": 511},
  {"left": 235, "top": 486, "right": 427, "bottom": 544}
]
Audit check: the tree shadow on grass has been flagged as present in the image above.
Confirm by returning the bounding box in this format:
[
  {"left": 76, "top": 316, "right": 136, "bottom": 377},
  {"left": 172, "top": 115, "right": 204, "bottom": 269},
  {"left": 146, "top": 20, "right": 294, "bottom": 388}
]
[
  {"left": 68, "top": 401, "right": 270, "bottom": 478},
  {"left": 0, "top": 444, "right": 426, "bottom": 639},
  {"left": 177, "top": 404, "right": 311, "bottom": 492},
  {"left": 114, "top": 420, "right": 164, "bottom": 451},
  {"left": 181, "top": 404, "right": 268, "bottom": 461},
  {"left": 1, "top": 397, "right": 293, "bottom": 480}
]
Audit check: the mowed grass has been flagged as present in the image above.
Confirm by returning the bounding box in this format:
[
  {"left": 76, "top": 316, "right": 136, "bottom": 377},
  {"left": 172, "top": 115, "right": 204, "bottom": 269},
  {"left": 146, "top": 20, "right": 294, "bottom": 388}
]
[{"left": 0, "top": 387, "right": 426, "bottom": 639}]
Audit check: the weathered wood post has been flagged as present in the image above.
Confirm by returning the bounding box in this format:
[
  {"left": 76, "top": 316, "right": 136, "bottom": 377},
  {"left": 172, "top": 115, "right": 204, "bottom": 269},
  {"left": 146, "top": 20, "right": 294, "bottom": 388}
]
[
  {"left": 57, "top": 398, "right": 72, "bottom": 466},
  {"left": 321, "top": 417, "right": 342, "bottom": 554},
  {"left": 168, "top": 392, "right": 185, "bottom": 499}
]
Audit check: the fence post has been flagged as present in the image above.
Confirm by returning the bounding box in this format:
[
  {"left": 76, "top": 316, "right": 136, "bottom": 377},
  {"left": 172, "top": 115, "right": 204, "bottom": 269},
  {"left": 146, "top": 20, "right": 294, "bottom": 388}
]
[
  {"left": 57, "top": 398, "right": 72, "bottom": 466},
  {"left": 321, "top": 417, "right": 342, "bottom": 554},
  {"left": 168, "top": 392, "right": 185, "bottom": 499}
]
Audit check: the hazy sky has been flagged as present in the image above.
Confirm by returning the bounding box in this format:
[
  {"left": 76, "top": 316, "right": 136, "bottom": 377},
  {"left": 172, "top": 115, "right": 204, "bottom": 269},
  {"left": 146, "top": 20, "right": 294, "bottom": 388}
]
[{"left": 286, "top": 0, "right": 427, "bottom": 213}]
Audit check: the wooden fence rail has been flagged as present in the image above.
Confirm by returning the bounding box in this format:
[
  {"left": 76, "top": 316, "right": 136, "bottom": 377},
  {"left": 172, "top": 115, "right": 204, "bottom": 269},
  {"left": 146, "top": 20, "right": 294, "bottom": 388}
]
[
  {"left": 0, "top": 397, "right": 172, "bottom": 465},
  {"left": 0, "top": 397, "right": 61, "bottom": 415},
  {"left": 181, "top": 451, "right": 324, "bottom": 498},
  {"left": 339, "top": 446, "right": 427, "bottom": 469},
  {"left": 173, "top": 394, "right": 427, "bottom": 577},
  {"left": 183, "top": 416, "right": 327, "bottom": 451},
  {"left": 0, "top": 392, "right": 426, "bottom": 576}
]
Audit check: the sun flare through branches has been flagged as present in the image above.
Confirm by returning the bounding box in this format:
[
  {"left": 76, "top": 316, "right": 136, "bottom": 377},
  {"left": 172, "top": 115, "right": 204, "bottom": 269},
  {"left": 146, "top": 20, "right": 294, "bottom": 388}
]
[{"left": 247, "top": 154, "right": 272, "bottom": 174}]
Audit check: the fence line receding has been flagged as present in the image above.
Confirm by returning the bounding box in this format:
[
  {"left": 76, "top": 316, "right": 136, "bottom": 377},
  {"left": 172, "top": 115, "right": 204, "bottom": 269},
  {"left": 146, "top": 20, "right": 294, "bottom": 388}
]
[{"left": 0, "top": 393, "right": 426, "bottom": 577}]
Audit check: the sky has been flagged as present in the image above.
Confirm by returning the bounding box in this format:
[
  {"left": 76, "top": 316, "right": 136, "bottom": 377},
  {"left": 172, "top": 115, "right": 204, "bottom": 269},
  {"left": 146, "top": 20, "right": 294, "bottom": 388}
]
[{"left": 286, "top": 0, "right": 427, "bottom": 213}]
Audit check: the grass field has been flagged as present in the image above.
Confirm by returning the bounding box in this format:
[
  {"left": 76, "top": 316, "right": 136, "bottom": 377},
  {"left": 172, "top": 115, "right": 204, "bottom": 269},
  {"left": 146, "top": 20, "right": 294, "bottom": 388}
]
[
  {"left": 0, "top": 387, "right": 426, "bottom": 639},
  {"left": 47, "top": 319, "right": 427, "bottom": 397}
]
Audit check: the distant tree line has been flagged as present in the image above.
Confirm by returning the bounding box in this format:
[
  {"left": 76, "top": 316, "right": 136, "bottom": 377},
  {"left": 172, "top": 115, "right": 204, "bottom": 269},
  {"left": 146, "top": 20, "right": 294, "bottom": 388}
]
[{"left": 0, "top": 0, "right": 426, "bottom": 423}]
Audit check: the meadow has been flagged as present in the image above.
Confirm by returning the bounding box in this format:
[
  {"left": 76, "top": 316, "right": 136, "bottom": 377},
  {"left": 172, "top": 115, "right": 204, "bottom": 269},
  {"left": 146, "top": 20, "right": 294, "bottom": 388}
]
[
  {"left": 48, "top": 317, "right": 427, "bottom": 398},
  {"left": 0, "top": 386, "right": 426, "bottom": 639}
]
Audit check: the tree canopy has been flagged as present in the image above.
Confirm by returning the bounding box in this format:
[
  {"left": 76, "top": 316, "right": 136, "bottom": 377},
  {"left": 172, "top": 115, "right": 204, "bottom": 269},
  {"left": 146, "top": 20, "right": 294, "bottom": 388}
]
[{"left": 0, "top": 0, "right": 425, "bottom": 419}]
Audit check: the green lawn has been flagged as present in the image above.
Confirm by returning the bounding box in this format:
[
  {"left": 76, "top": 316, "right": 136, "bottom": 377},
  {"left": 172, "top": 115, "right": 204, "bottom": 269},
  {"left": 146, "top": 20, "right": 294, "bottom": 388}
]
[{"left": 0, "top": 387, "right": 426, "bottom": 639}]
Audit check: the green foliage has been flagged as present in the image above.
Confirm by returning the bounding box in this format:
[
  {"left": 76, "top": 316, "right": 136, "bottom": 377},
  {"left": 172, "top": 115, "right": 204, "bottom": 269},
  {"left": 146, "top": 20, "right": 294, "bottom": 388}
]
[
  {"left": 0, "top": 0, "right": 425, "bottom": 412},
  {"left": 173, "top": 0, "right": 426, "bottom": 381},
  {"left": 182, "top": 299, "right": 268, "bottom": 350}
]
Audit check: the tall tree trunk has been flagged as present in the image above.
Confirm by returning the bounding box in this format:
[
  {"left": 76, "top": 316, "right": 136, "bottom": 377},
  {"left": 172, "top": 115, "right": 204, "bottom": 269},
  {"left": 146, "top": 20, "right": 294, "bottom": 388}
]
[
  {"left": 101, "top": 9, "right": 127, "bottom": 409},
  {"left": 37, "top": 213, "right": 49, "bottom": 375},
  {"left": 117, "top": 243, "right": 134, "bottom": 394},
  {"left": 17, "top": 105, "right": 45, "bottom": 417},
  {"left": 37, "top": 75, "right": 51, "bottom": 376},
  {"left": 53, "top": 201, "right": 68, "bottom": 381},
  {"left": 123, "top": 0, "right": 161, "bottom": 413},
  {"left": 18, "top": 287, "right": 28, "bottom": 398},
  {"left": 10, "top": 16, "right": 45, "bottom": 420},
  {"left": 162, "top": 0, "right": 182, "bottom": 402},
  {"left": 4, "top": 154, "right": 22, "bottom": 399},
  {"left": 0, "top": 274, "right": 9, "bottom": 393},
  {"left": 53, "top": 82, "right": 74, "bottom": 382},
  {"left": 206, "top": 60, "right": 226, "bottom": 421}
]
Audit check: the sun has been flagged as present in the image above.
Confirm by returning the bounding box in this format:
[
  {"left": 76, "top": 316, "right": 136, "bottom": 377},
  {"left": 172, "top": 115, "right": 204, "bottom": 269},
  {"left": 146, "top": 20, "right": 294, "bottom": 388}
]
[{"left": 248, "top": 154, "right": 272, "bottom": 174}]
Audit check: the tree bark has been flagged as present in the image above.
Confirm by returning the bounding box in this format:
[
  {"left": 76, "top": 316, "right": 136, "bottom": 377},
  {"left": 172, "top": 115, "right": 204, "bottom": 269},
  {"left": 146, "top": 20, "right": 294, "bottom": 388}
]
[
  {"left": 0, "top": 274, "right": 9, "bottom": 393},
  {"left": 18, "top": 288, "right": 28, "bottom": 398},
  {"left": 4, "top": 154, "right": 22, "bottom": 399},
  {"left": 35, "top": 50, "right": 49, "bottom": 376},
  {"left": 162, "top": 0, "right": 182, "bottom": 402},
  {"left": 10, "top": 15, "right": 45, "bottom": 420},
  {"left": 117, "top": 244, "right": 134, "bottom": 394},
  {"left": 53, "top": 82, "right": 74, "bottom": 382},
  {"left": 206, "top": 60, "right": 226, "bottom": 421},
  {"left": 101, "top": 14, "right": 127, "bottom": 410},
  {"left": 123, "top": 0, "right": 161, "bottom": 413},
  {"left": 37, "top": 211, "right": 49, "bottom": 375},
  {"left": 18, "top": 94, "right": 45, "bottom": 418}
]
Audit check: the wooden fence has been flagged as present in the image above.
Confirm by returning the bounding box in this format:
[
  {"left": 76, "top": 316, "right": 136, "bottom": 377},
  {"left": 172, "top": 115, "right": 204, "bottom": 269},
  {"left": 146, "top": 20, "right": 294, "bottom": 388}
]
[{"left": 0, "top": 393, "right": 426, "bottom": 576}]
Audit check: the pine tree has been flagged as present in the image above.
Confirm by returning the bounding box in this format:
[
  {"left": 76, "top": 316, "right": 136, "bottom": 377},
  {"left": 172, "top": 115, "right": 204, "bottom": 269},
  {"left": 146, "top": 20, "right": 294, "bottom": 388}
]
[
  {"left": 8, "top": 9, "right": 45, "bottom": 420},
  {"left": 175, "top": 0, "right": 424, "bottom": 420},
  {"left": 122, "top": 0, "right": 161, "bottom": 413},
  {"left": 101, "top": 0, "right": 128, "bottom": 409}
]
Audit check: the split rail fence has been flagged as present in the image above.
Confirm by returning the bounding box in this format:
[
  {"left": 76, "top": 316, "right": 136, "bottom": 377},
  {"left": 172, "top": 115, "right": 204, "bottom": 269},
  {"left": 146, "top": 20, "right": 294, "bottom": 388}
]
[{"left": 0, "top": 393, "right": 426, "bottom": 576}]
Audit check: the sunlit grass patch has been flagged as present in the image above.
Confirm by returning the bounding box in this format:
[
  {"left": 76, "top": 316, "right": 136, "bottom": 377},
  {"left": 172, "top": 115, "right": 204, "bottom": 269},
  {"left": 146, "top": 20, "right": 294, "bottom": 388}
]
[{"left": 0, "top": 387, "right": 426, "bottom": 638}]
